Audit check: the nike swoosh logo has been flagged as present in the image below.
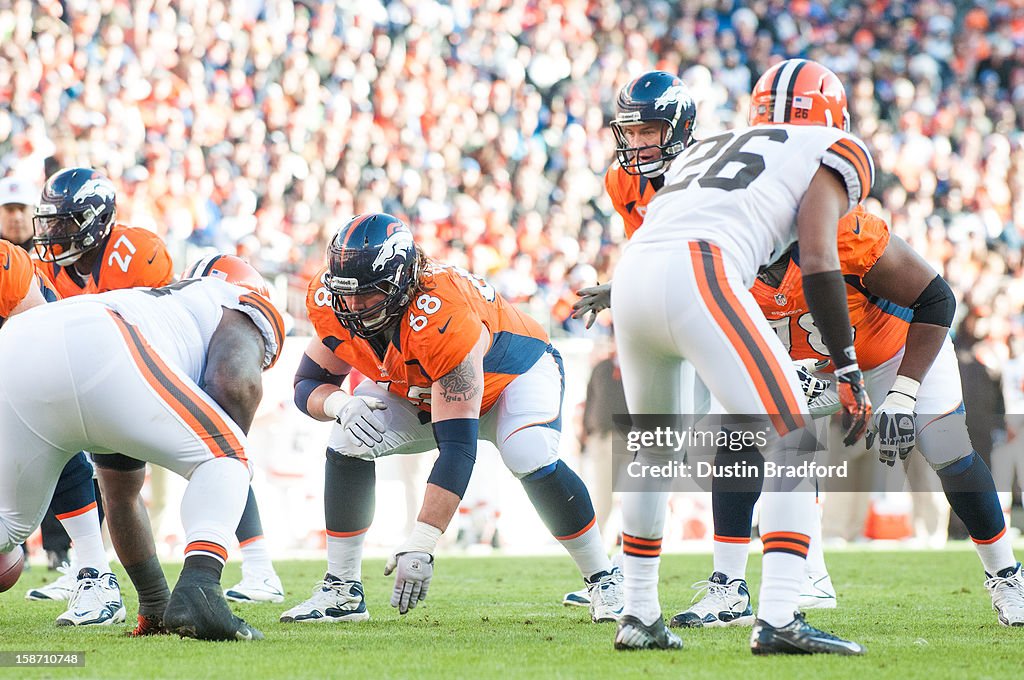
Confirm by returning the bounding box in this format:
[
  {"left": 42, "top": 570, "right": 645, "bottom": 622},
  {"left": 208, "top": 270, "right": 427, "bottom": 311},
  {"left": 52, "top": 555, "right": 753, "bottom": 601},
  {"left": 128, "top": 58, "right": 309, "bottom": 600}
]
[
  {"left": 438, "top": 317, "right": 452, "bottom": 334},
  {"left": 235, "top": 629, "right": 253, "bottom": 641},
  {"left": 1, "top": 257, "right": 9, "bottom": 270},
  {"left": 147, "top": 251, "right": 157, "bottom": 264},
  {"left": 852, "top": 217, "right": 861, "bottom": 234}
]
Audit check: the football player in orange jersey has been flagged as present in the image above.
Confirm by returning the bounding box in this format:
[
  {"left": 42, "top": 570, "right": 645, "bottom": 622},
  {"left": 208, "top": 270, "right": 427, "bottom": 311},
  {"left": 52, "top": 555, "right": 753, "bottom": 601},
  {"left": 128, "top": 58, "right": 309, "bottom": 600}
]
[
  {"left": 573, "top": 71, "right": 697, "bottom": 327},
  {"left": 0, "top": 238, "right": 51, "bottom": 324},
  {"left": 30, "top": 169, "right": 283, "bottom": 633},
  {"left": 672, "top": 205, "right": 1024, "bottom": 628},
  {"left": 281, "top": 213, "right": 623, "bottom": 624}
]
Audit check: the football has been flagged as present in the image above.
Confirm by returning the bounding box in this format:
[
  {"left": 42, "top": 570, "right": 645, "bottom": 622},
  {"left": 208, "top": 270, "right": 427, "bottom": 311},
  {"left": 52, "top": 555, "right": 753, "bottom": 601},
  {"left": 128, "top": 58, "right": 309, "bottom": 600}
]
[{"left": 0, "top": 548, "right": 25, "bottom": 593}]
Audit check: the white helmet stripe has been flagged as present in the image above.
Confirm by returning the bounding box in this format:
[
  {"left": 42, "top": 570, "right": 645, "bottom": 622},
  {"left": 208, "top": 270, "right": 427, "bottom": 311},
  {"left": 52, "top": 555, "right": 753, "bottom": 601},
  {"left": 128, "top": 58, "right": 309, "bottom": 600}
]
[
  {"left": 771, "top": 59, "right": 805, "bottom": 123},
  {"left": 185, "top": 254, "right": 219, "bottom": 279}
]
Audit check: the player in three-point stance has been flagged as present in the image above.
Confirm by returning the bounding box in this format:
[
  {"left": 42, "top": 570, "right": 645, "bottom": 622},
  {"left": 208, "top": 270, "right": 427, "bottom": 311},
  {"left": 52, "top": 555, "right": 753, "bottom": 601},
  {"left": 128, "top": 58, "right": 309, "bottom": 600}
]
[
  {"left": 0, "top": 259, "right": 285, "bottom": 641},
  {"left": 281, "top": 213, "right": 623, "bottom": 624}
]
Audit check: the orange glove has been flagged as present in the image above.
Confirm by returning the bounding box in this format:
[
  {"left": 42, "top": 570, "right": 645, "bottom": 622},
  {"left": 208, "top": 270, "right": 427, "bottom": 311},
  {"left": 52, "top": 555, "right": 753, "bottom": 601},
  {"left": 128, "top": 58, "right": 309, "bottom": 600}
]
[{"left": 835, "top": 365, "right": 872, "bottom": 446}]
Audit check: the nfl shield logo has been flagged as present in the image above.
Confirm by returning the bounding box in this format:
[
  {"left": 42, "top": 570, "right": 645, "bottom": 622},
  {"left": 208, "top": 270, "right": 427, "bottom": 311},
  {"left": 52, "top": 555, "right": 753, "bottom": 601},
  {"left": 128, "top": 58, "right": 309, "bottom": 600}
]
[{"left": 774, "top": 293, "right": 787, "bottom": 306}]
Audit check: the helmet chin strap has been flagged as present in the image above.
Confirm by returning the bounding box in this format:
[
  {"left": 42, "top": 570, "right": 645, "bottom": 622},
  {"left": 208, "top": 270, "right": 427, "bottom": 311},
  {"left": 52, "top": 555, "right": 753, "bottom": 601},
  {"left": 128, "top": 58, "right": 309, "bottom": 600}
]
[
  {"left": 639, "top": 159, "right": 668, "bottom": 178},
  {"left": 53, "top": 248, "right": 84, "bottom": 267}
]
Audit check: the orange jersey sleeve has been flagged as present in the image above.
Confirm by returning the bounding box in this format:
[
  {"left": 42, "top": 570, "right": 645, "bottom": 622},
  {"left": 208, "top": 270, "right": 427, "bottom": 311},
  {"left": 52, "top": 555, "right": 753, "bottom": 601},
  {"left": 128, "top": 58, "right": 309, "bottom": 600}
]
[
  {"left": 0, "top": 240, "right": 36, "bottom": 321},
  {"left": 604, "top": 164, "right": 658, "bottom": 239},
  {"left": 836, "top": 205, "right": 890, "bottom": 277},
  {"left": 47, "top": 225, "right": 174, "bottom": 297}
]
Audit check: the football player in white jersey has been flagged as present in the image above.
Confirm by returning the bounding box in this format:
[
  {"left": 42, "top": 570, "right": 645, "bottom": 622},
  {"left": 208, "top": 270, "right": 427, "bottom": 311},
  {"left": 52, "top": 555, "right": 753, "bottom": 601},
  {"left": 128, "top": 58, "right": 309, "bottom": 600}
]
[
  {"left": 611, "top": 58, "right": 872, "bottom": 655},
  {"left": 0, "top": 258, "right": 285, "bottom": 641}
]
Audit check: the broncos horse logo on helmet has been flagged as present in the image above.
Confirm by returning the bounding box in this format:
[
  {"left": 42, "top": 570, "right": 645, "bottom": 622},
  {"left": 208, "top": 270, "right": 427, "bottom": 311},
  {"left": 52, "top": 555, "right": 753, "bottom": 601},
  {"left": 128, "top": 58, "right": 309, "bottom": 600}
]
[
  {"left": 326, "top": 213, "right": 419, "bottom": 338},
  {"left": 33, "top": 168, "right": 117, "bottom": 266},
  {"left": 611, "top": 71, "right": 696, "bottom": 177}
]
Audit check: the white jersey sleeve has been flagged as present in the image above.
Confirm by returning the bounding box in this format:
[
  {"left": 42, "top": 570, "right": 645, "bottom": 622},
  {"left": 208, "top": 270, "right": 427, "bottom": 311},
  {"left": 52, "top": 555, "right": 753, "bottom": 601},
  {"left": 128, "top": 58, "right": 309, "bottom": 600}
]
[
  {"left": 632, "top": 124, "right": 876, "bottom": 283},
  {"left": 819, "top": 131, "right": 874, "bottom": 212}
]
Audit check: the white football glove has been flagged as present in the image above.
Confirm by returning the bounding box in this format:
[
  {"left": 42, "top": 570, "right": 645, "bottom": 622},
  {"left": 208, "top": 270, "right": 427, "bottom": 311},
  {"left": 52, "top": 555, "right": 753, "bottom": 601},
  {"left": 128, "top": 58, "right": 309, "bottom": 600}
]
[
  {"left": 572, "top": 282, "right": 612, "bottom": 329},
  {"left": 384, "top": 522, "right": 442, "bottom": 614},
  {"left": 794, "top": 362, "right": 829, "bottom": 401},
  {"left": 866, "top": 375, "right": 919, "bottom": 466},
  {"left": 323, "top": 391, "right": 388, "bottom": 448}
]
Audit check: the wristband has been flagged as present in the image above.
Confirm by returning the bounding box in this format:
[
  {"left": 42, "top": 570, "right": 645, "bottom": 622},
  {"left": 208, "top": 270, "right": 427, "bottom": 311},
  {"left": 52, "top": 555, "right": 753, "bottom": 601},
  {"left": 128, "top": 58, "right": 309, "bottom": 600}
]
[
  {"left": 888, "top": 375, "right": 920, "bottom": 403},
  {"left": 323, "top": 391, "right": 351, "bottom": 420},
  {"left": 399, "top": 521, "right": 443, "bottom": 555}
]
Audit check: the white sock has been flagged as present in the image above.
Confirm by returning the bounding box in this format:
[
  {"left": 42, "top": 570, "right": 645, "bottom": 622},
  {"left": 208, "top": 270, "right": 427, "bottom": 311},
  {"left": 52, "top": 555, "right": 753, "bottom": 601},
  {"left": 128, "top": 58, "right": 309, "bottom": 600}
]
[
  {"left": 759, "top": 552, "right": 805, "bottom": 627},
  {"left": 805, "top": 500, "right": 828, "bottom": 578},
  {"left": 58, "top": 505, "right": 109, "bottom": 574},
  {"left": 622, "top": 553, "right": 662, "bottom": 626},
  {"left": 713, "top": 538, "right": 750, "bottom": 581},
  {"left": 327, "top": 529, "right": 366, "bottom": 582},
  {"left": 181, "top": 458, "right": 249, "bottom": 566},
  {"left": 975, "top": 529, "right": 1017, "bottom": 575},
  {"left": 619, "top": 490, "right": 669, "bottom": 625},
  {"left": 559, "top": 522, "right": 612, "bottom": 580},
  {"left": 757, "top": 491, "right": 815, "bottom": 627},
  {"left": 239, "top": 537, "right": 274, "bottom": 576}
]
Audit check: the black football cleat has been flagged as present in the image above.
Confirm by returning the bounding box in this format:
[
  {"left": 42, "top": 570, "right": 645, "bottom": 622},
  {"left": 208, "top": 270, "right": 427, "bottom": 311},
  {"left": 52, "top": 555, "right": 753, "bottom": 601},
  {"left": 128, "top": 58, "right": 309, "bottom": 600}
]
[
  {"left": 164, "top": 570, "right": 264, "bottom": 642},
  {"left": 127, "top": 614, "right": 169, "bottom": 637},
  {"left": 614, "top": 614, "right": 684, "bottom": 650},
  {"left": 750, "top": 612, "right": 864, "bottom": 656}
]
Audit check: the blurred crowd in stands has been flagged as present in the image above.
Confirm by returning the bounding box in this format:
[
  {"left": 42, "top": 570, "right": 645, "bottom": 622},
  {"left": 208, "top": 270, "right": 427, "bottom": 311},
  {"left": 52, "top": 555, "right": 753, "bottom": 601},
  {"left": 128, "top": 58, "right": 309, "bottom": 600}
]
[{"left": 1, "top": 0, "right": 1022, "bottom": 431}]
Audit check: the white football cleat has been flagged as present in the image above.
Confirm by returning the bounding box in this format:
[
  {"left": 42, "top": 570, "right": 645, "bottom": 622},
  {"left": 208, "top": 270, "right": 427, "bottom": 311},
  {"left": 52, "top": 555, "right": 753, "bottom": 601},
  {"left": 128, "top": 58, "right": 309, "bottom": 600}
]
[
  {"left": 562, "top": 587, "right": 590, "bottom": 607},
  {"left": 279, "top": 575, "right": 369, "bottom": 623},
  {"left": 985, "top": 562, "right": 1024, "bottom": 627},
  {"left": 55, "top": 568, "right": 126, "bottom": 626},
  {"left": 669, "top": 571, "right": 755, "bottom": 628},
  {"left": 588, "top": 568, "right": 624, "bottom": 623},
  {"left": 798, "top": 573, "right": 838, "bottom": 610},
  {"left": 225, "top": 570, "right": 285, "bottom": 604},
  {"left": 25, "top": 562, "right": 77, "bottom": 601}
]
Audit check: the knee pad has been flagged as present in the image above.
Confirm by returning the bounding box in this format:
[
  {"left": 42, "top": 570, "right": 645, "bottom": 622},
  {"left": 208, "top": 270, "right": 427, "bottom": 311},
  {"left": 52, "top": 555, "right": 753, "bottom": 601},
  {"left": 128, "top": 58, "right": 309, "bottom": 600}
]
[
  {"left": 919, "top": 406, "right": 972, "bottom": 470},
  {"left": 500, "top": 426, "right": 560, "bottom": 478}
]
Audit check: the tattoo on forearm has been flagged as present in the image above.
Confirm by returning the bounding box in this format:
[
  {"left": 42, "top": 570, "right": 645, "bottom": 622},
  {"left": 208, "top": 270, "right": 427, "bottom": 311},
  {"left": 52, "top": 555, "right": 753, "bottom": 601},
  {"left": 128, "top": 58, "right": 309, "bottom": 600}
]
[{"left": 438, "top": 360, "right": 481, "bottom": 403}]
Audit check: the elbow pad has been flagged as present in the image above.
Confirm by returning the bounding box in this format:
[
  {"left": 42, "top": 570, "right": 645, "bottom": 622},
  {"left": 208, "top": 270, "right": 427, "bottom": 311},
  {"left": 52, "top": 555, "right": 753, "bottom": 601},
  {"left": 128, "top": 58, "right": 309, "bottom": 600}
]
[
  {"left": 294, "top": 353, "right": 345, "bottom": 416},
  {"left": 910, "top": 275, "right": 955, "bottom": 328},
  {"left": 428, "top": 418, "right": 479, "bottom": 498}
]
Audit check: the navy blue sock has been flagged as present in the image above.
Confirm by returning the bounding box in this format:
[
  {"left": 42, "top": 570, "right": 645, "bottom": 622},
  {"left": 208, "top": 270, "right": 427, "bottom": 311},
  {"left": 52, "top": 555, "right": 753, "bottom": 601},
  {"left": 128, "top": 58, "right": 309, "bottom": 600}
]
[
  {"left": 521, "top": 460, "right": 596, "bottom": 539},
  {"left": 234, "top": 487, "right": 264, "bottom": 544},
  {"left": 325, "top": 449, "right": 375, "bottom": 533},
  {"left": 936, "top": 452, "right": 1005, "bottom": 542},
  {"left": 712, "top": 447, "right": 764, "bottom": 541},
  {"left": 50, "top": 452, "right": 97, "bottom": 517}
]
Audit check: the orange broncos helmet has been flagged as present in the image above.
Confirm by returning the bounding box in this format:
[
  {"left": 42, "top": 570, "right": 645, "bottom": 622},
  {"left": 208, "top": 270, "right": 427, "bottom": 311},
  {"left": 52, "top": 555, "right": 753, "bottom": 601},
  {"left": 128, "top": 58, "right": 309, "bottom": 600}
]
[
  {"left": 748, "top": 59, "right": 850, "bottom": 131},
  {"left": 183, "top": 253, "right": 271, "bottom": 299}
]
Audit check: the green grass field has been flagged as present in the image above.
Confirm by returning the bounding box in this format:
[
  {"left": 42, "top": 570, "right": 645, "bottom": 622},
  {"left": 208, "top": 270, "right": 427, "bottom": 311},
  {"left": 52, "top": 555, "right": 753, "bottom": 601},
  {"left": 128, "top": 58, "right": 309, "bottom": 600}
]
[{"left": 1, "top": 548, "right": 1021, "bottom": 679}]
